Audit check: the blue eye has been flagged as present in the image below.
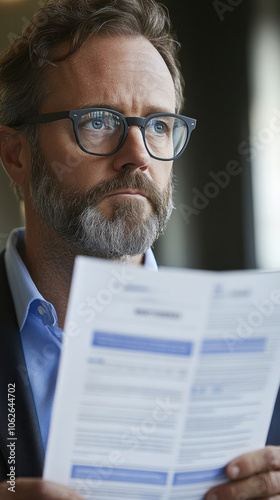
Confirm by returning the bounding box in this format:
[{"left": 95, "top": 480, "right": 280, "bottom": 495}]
[
  {"left": 153, "top": 122, "right": 165, "bottom": 134},
  {"left": 91, "top": 119, "right": 104, "bottom": 130},
  {"left": 147, "top": 119, "right": 168, "bottom": 135},
  {"left": 80, "top": 112, "right": 122, "bottom": 132}
]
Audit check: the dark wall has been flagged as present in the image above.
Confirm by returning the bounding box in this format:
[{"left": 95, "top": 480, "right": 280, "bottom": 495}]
[{"left": 154, "top": 0, "right": 255, "bottom": 270}]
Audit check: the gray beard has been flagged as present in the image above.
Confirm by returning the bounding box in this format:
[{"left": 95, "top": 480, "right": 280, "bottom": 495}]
[{"left": 29, "top": 148, "right": 174, "bottom": 260}]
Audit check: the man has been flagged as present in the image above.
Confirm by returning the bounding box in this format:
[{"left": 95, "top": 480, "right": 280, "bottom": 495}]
[{"left": 0, "top": 0, "right": 279, "bottom": 499}]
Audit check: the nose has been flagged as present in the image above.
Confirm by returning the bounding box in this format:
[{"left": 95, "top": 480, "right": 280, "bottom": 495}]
[{"left": 112, "top": 126, "right": 151, "bottom": 173}]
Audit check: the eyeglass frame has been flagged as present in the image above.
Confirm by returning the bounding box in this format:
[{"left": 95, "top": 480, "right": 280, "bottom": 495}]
[{"left": 17, "top": 108, "right": 197, "bottom": 161}]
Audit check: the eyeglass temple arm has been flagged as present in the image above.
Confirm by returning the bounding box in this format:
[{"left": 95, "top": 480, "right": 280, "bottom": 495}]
[{"left": 15, "top": 111, "right": 71, "bottom": 126}]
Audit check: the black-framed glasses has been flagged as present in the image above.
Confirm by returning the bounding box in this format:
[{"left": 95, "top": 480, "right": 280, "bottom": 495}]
[{"left": 18, "top": 108, "right": 197, "bottom": 161}]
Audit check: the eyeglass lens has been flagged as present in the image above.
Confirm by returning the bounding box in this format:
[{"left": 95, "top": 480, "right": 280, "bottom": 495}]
[{"left": 77, "top": 110, "right": 188, "bottom": 159}]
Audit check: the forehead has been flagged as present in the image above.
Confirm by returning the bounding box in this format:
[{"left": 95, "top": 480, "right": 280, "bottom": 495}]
[{"left": 42, "top": 35, "right": 176, "bottom": 113}]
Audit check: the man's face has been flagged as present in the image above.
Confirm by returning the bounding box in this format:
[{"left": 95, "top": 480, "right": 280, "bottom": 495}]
[{"left": 29, "top": 35, "right": 176, "bottom": 259}]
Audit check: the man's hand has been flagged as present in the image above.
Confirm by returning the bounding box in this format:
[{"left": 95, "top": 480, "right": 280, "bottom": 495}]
[
  {"left": 0, "top": 478, "right": 85, "bottom": 499},
  {"left": 205, "top": 446, "right": 280, "bottom": 499}
]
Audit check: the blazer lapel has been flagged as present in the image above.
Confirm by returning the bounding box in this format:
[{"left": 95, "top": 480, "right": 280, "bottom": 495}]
[
  {"left": 0, "top": 251, "right": 44, "bottom": 480},
  {"left": 266, "top": 386, "right": 280, "bottom": 446}
]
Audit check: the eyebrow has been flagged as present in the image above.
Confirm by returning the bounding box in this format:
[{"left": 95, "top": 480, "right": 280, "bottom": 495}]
[{"left": 79, "top": 103, "right": 176, "bottom": 115}]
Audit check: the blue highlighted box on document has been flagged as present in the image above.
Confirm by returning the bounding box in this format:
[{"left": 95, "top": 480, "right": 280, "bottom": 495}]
[
  {"left": 71, "top": 466, "right": 168, "bottom": 485},
  {"left": 173, "top": 467, "right": 226, "bottom": 485},
  {"left": 200, "top": 338, "right": 266, "bottom": 354},
  {"left": 93, "top": 331, "right": 193, "bottom": 356}
]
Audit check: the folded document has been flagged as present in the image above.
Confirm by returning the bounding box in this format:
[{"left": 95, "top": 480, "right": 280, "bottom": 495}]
[{"left": 44, "top": 258, "right": 280, "bottom": 499}]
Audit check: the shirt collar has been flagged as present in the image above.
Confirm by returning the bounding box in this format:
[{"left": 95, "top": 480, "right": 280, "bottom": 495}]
[
  {"left": 4, "top": 228, "right": 158, "bottom": 330},
  {"left": 4, "top": 228, "right": 57, "bottom": 331},
  {"left": 143, "top": 247, "right": 158, "bottom": 270}
]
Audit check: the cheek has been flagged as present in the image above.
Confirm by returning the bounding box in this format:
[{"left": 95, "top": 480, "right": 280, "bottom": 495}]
[
  {"left": 150, "top": 162, "right": 173, "bottom": 191},
  {"left": 39, "top": 125, "right": 109, "bottom": 188},
  {"left": 40, "top": 122, "right": 79, "bottom": 168}
]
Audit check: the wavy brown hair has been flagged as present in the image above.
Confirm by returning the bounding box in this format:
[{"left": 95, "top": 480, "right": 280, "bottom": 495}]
[
  {"left": 0, "top": 0, "right": 184, "bottom": 199},
  {"left": 0, "top": 0, "right": 184, "bottom": 126}
]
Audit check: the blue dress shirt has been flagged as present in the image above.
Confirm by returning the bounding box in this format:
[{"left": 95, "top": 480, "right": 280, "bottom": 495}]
[{"left": 4, "top": 228, "right": 157, "bottom": 452}]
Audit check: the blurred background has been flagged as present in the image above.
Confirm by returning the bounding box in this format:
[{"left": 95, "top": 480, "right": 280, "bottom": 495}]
[{"left": 0, "top": 0, "right": 280, "bottom": 270}]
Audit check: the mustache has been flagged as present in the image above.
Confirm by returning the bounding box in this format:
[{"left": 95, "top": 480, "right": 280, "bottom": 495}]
[
  {"left": 30, "top": 144, "right": 172, "bottom": 217},
  {"left": 74, "top": 170, "right": 168, "bottom": 210}
]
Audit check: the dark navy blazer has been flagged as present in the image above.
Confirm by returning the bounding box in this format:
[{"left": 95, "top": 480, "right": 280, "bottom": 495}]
[
  {"left": 0, "top": 250, "right": 279, "bottom": 480},
  {"left": 0, "top": 251, "right": 44, "bottom": 480}
]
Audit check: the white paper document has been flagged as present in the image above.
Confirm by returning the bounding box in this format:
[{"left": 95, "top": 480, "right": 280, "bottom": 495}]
[{"left": 44, "top": 257, "right": 280, "bottom": 499}]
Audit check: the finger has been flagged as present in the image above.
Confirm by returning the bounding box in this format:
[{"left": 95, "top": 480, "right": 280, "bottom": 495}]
[
  {"left": 226, "top": 446, "right": 280, "bottom": 481},
  {"left": 0, "top": 478, "right": 85, "bottom": 500},
  {"left": 205, "top": 471, "right": 280, "bottom": 500}
]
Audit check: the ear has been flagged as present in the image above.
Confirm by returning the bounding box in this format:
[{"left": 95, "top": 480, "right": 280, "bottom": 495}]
[{"left": 0, "top": 126, "right": 31, "bottom": 186}]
